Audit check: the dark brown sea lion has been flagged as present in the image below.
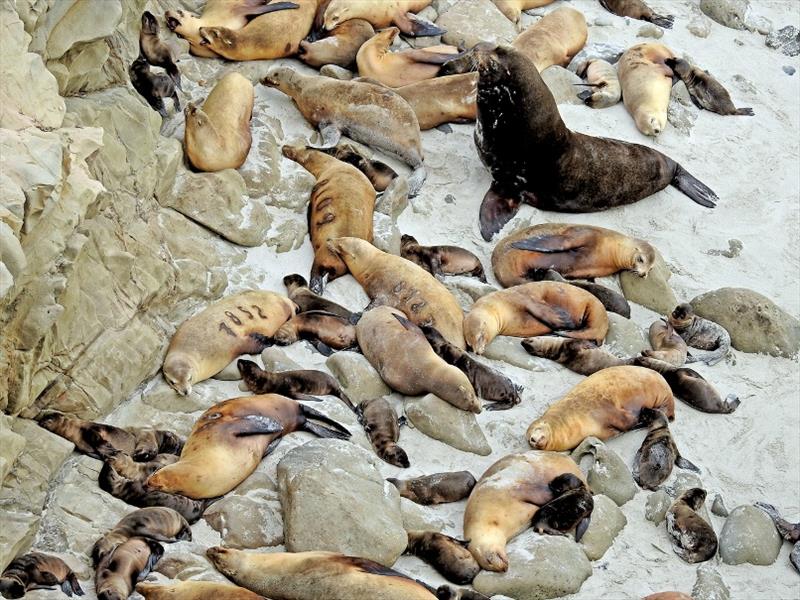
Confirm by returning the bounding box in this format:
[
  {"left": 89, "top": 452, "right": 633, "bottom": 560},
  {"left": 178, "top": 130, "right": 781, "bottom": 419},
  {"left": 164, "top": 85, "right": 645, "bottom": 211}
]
[
  {"left": 136, "top": 581, "right": 266, "bottom": 600},
  {"left": 633, "top": 408, "right": 699, "bottom": 490},
  {"left": 666, "top": 58, "right": 754, "bottom": 116},
  {"left": 420, "top": 324, "right": 522, "bottom": 411},
  {"left": 357, "top": 397, "right": 409, "bottom": 468},
  {"left": 283, "top": 273, "right": 355, "bottom": 319},
  {"left": 668, "top": 303, "right": 731, "bottom": 366},
  {"left": 318, "top": 144, "right": 398, "bottom": 192},
  {"left": 401, "top": 235, "right": 486, "bottom": 282},
  {"left": 299, "top": 18, "right": 374, "bottom": 68},
  {"left": 666, "top": 488, "right": 717, "bottom": 563},
  {"left": 272, "top": 310, "right": 358, "bottom": 354},
  {"left": 521, "top": 336, "right": 632, "bottom": 376},
  {"left": 755, "top": 502, "right": 800, "bottom": 573},
  {"left": 387, "top": 471, "right": 477, "bottom": 505},
  {"left": 140, "top": 11, "right": 180, "bottom": 89},
  {"left": 599, "top": 0, "right": 674, "bottom": 28},
  {"left": 642, "top": 320, "right": 688, "bottom": 366},
  {"left": 237, "top": 359, "right": 355, "bottom": 411},
  {"left": 323, "top": 0, "right": 444, "bottom": 37},
  {"left": 470, "top": 44, "right": 717, "bottom": 240},
  {"left": 405, "top": 531, "right": 480, "bottom": 585},
  {"left": 0, "top": 553, "right": 83, "bottom": 599},
  {"left": 541, "top": 269, "right": 631, "bottom": 318},
  {"left": 129, "top": 56, "right": 179, "bottom": 118},
  {"left": 530, "top": 473, "right": 594, "bottom": 541},
  {"left": 103, "top": 450, "right": 178, "bottom": 482},
  {"left": 95, "top": 537, "right": 163, "bottom": 600},
  {"left": 435, "top": 587, "right": 491, "bottom": 600}
]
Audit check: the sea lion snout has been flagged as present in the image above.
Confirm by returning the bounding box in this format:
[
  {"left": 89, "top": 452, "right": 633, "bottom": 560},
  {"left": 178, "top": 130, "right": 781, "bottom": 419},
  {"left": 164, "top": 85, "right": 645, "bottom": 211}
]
[
  {"left": 164, "top": 11, "right": 182, "bottom": 31},
  {"left": 527, "top": 424, "right": 550, "bottom": 450},
  {"left": 0, "top": 577, "right": 25, "bottom": 599}
]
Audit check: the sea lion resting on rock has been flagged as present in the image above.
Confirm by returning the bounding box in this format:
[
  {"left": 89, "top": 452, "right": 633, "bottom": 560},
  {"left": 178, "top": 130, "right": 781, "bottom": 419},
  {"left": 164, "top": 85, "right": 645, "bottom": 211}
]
[
  {"left": 405, "top": 531, "right": 480, "bottom": 585},
  {"left": 299, "top": 18, "right": 375, "bottom": 68},
  {"left": 633, "top": 408, "right": 699, "bottom": 490},
  {"left": 401, "top": 234, "right": 486, "bottom": 282},
  {"left": 530, "top": 473, "right": 594, "bottom": 541},
  {"left": 541, "top": 269, "right": 631, "bottom": 318},
  {"left": 618, "top": 42, "right": 676, "bottom": 136},
  {"left": 522, "top": 336, "right": 632, "bottom": 375},
  {"left": 511, "top": 7, "right": 587, "bottom": 72},
  {"left": 471, "top": 43, "right": 717, "bottom": 240},
  {"left": 139, "top": 11, "right": 180, "bottom": 89},
  {"left": 576, "top": 58, "right": 621, "bottom": 108},
  {"left": 323, "top": 0, "right": 444, "bottom": 37},
  {"left": 527, "top": 365, "right": 675, "bottom": 451},
  {"left": 493, "top": 0, "right": 555, "bottom": 23},
  {"left": 283, "top": 273, "right": 355, "bottom": 319},
  {"left": 388, "top": 471, "right": 477, "bottom": 505},
  {"left": 463, "top": 281, "right": 609, "bottom": 355},
  {"left": 129, "top": 56, "right": 180, "bottom": 118},
  {"left": 147, "top": 394, "right": 350, "bottom": 499},
  {"left": 666, "top": 58, "right": 753, "bottom": 116},
  {"left": 318, "top": 144, "right": 398, "bottom": 192},
  {"left": 642, "top": 320, "right": 688, "bottom": 366},
  {"left": 395, "top": 73, "right": 478, "bottom": 130},
  {"left": 272, "top": 310, "right": 357, "bottom": 354},
  {"left": 95, "top": 537, "right": 163, "bottom": 600},
  {"left": 207, "top": 547, "right": 438, "bottom": 600},
  {"left": 357, "top": 397, "right": 409, "bottom": 468},
  {"left": 599, "top": 0, "right": 674, "bottom": 28},
  {"left": 666, "top": 488, "right": 717, "bottom": 563},
  {"left": 103, "top": 450, "right": 178, "bottom": 483},
  {"left": 136, "top": 581, "right": 265, "bottom": 600},
  {"left": 755, "top": 502, "right": 800, "bottom": 573},
  {"left": 668, "top": 303, "right": 731, "bottom": 366},
  {"left": 0, "top": 553, "right": 83, "bottom": 599}
]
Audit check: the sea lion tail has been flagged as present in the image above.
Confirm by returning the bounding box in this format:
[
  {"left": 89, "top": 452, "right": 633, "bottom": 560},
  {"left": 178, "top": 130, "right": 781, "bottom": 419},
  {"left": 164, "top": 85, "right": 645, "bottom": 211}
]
[
  {"left": 299, "top": 404, "right": 352, "bottom": 439},
  {"left": 671, "top": 164, "right": 718, "bottom": 208},
  {"left": 407, "top": 166, "right": 427, "bottom": 198},
  {"left": 648, "top": 13, "right": 674, "bottom": 29}
]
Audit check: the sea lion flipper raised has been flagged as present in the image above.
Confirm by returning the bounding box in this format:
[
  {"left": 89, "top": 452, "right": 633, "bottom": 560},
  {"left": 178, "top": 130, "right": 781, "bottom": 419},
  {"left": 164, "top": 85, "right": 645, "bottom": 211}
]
[
  {"left": 575, "top": 515, "right": 591, "bottom": 542},
  {"left": 401, "top": 49, "right": 465, "bottom": 66},
  {"left": 479, "top": 188, "right": 523, "bottom": 241},
  {"left": 671, "top": 164, "right": 718, "bottom": 208},
  {"left": 241, "top": 1, "right": 300, "bottom": 20},
  {"left": 299, "top": 404, "right": 351, "bottom": 439},
  {"left": 675, "top": 455, "right": 701, "bottom": 473},
  {"left": 397, "top": 12, "right": 446, "bottom": 37},
  {"left": 232, "top": 415, "right": 284, "bottom": 437}
]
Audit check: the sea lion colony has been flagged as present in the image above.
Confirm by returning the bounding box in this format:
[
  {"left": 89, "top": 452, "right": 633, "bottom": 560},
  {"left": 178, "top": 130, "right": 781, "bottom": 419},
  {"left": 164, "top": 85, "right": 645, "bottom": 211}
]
[{"left": 6, "top": 1, "right": 796, "bottom": 599}]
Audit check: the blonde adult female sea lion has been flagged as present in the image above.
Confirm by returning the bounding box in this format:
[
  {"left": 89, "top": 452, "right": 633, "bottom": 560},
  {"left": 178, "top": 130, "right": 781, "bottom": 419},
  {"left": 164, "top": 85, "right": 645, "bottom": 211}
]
[
  {"left": 136, "top": 581, "right": 265, "bottom": 600},
  {"left": 599, "top": 0, "right": 674, "bottom": 28},
  {"left": 140, "top": 11, "right": 180, "bottom": 89},
  {"left": 282, "top": 145, "right": 374, "bottom": 292},
  {"left": 642, "top": 320, "right": 687, "bottom": 366},
  {"left": 668, "top": 303, "right": 731, "bottom": 366},
  {"left": 576, "top": 58, "right": 621, "bottom": 108},
  {"left": 0, "top": 553, "right": 83, "bottom": 598},
  {"left": 146, "top": 394, "right": 350, "bottom": 498},
  {"left": 666, "top": 58, "right": 754, "bottom": 116},
  {"left": 92, "top": 507, "right": 191, "bottom": 566},
  {"left": 618, "top": 42, "right": 676, "bottom": 136},
  {"left": 521, "top": 337, "right": 632, "bottom": 375},
  {"left": 387, "top": 471, "right": 477, "bottom": 505},
  {"left": 526, "top": 365, "right": 675, "bottom": 451},
  {"left": 356, "top": 307, "right": 480, "bottom": 412},
  {"left": 262, "top": 69, "right": 426, "bottom": 195},
  {"left": 492, "top": 223, "right": 657, "bottom": 286},
  {"left": 405, "top": 531, "right": 479, "bottom": 584},
  {"left": 401, "top": 234, "right": 486, "bottom": 281},
  {"left": 633, "top": 408, "right": 699, "bottom": 490},
  {"left": 463, "top": 451, "right": 586, "bottom": 571},
  {"left": 95, "top": 538, "right": 163, "bottom": 600},
  {"left": 299, "top": 18, "right": 374, "bottom": 68},
  {"left": 184, "top": 72, "right": 253, "bottom": 172},
  {"left": 328, "top": 237, "right": 465, "bottom": 348},
  {"left": 463, "top": 281, "right": 609, "bottom": 354},
  {"left": 511, "top": 7, "right": 588, "bottom": 72},
  {"left": 323, "top": 0, "right": 444, "bottom": 37},
  {"left": 666, "top": 488, "right": 717, "bottom": 563},
  {"left": 395, "top": 73, "right": 478, "bottom": 130},
  {"left": 207, "top": 547, "right": 438, "bottom": 599},
  {"left": 493, "top": 0, "right": 555, "bottom": 23},
  {"left": 162, "top": 290, "right": 297, "bottom": 396}
]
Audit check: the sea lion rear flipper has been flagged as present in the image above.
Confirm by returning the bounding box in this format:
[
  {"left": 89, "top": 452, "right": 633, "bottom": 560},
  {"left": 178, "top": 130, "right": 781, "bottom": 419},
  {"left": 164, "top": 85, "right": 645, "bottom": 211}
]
[
  {"left": 300, "top": 404, "right": 351, "bottom": 439},
  {"left": 576, "top": 89, "right": 594, "bottom": 103},
  {"left": 408, "top": 166, "right": 427, "bottom": 197},
  {"left": 648, "top": 13, "right": 674, "bottom": 28},
  {"left": 139, "top": 541, "right": 165, "bottom": 581},
  {"left": 233, "top": 415, "right": 283, "bottom": 437},
  {"left": 396, "top": 12, "right": 446, "bottom": 37},
  {"left": 675, "top": 455, "right": 701, "bottom": 473},
  {"left": 575, "top": 515, "right": 591, "bottom": 542},
  {"left": 671, "top": 164, "right": 718, "bottom": 208},
  {"left": 735, "top": 107, "right": 755, "bottom": 116},
  {"left": 403, "top": 49, "right": 464, "bottom": 66},
  {"left": 65, "top": 574, "right": 85, "bottom": 597},
  {"left": 479, "top": 188, "right": 522, "bottom": 241}
]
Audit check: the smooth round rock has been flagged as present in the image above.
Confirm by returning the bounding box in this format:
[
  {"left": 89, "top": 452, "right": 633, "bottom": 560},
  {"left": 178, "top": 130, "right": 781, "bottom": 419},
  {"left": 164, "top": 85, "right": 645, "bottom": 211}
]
[
  {"left": 580, "top": 494, "right": 627, "bottom": 560},
  {"left": 719, "top": 505, "right": 782, "bottom": 565}
]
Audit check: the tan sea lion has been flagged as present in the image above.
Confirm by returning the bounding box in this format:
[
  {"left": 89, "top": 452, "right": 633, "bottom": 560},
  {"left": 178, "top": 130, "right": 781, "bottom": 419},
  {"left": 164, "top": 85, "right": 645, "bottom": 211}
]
[
  {"left": 541, "top": 269, "right": 631, "bottom": 318},
  {"left": 530, "top": 473, "right": 594, "bottom": 541},
  {"left": 299, "top": 18, "right": 374, "bottom": 68},
  {"left": 395, "top": 73, "right": 478, "bottom": 130},
  {"left": 95, "top": 537, "right": 163, "bottom": 600},
  {"left": 356, "top": 307, "right": 479, "bottom": 412},
  {"left": 493, "top": 0, "right": 556, "bottom": 23},
  {"left": 357, "top": 396, "right": 409, "bottom": 467},
  {"left": 0, "top": 553, "right": 83, "bottom": 599},
  {"left": 668, "top": 303, "right": 731, "bottom": 366},
  {"left": 405, "top": 531, "right": 479, "bottom": 585},
  {"left": 633, "top": 408, "right": 699, "bottom": 490},
  {"left": 576, "top": 58, "right": 621, "bottom": 108},
  {"left": 521, "top": 336, "right": 632, "bottom": 375},
  {"left": 162, "top": 290, "right": 297, "bottom": 396},
  {"left": 136, "top": 581, "right": 265, "bottom": 600},
  {"left": 463, "top": 451, "right": 585, "bottom": 571},
  {"left": 273, "top": 310, "right": 358, "bottom": 354},
  {"left": 401, "top": 234, "right": 486, "bottom": 281},
  {"left": 618, "top": 42, "right": 676, "bottom": 136},
  {"left": 492, "top": 223, "right": 657, "bottom": 286},
  {"left": 140, "top": 11, "right": 180, "bottom": 89},
  {"left": 599, "top": 0, "right": 674, "bottom": 28},
  {"left": 283, "top": 273, "right": 355, "bottom": 319},
  {"left": 512, "top": 7, "right": 588, "bottom": 72},
  {"left": 129, "top": 56, "right": 180, "bottom": 118},
  {"left": 642, "top": 320, "right": 688, "bottom": 366},
  {"left": 318, "top": 144, "right": 398, "bottom": 191},
  {"left": 328, "top": 237, "right": 465, "bottom": 348},
  {"left": 146, "top": 394, "right": 350, "bottom": 498},
  {"left": 282, "top": 145, "right": 375, "bottom": 293},
  {"left": 387, "top": 471, "right": 477, "bottom": 505},
  {"left": 666, "top": 58, "right": 754, "bottom": 116},
  {"left": 262, "top": 68, "right": 426, "bottom": 195},
  {"left": 323, "top": 0, "right": 444, "bottom": 37},
  {"left": 184, "top": 72, "right": 254, "bottom": 172},
  {"left": 463, "top": 281, "right": 609, "bottom": 355},
  {"left": 666, "top": 488, "right": 718, "bottom": 563},
  {"left": 526, "top": 365, "right": 675, "bottom": 451},
  {"left": 207, "top": 547, "right": 438, "bottom": 599}
]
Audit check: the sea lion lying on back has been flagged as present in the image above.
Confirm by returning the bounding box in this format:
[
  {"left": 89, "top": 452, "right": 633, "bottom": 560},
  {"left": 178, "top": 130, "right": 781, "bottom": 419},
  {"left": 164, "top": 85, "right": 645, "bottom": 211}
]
[
  {"left": 666, "top": 58, "right": 754, "bottom": 116},
  {"left": 668, "top": 303, "right": 731, "bottom": 366},
  {"left": 401, "top": 235, "right": 486, "bottom": 282},
  {"left": 0, "top": 553, "right": 83, "bottom": 599},
  {"left": 95, "top": 537, "right": 163, "bottom": 600},
  {"left": 576, "top": 59, "right": 621, "bottom": 108},
  {"left": 388, "top": 471, "right": 477, "bottom": 505},
  {"left": 139, "top": 11, "right": 180, "bottom": 89},
  {"left": 642, "top": 320, "right": 688, "bottom": 366},
  {"left": 633, "top": 408, "right": 699, "bottom": 490},
  {"left": 618, "top": 42, "right": 676, "bottom": 136}
]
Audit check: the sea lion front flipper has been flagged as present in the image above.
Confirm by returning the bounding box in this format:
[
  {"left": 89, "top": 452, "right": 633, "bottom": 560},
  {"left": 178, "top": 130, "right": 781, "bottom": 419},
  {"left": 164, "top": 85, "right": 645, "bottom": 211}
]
[
  {"left": 575, "top": 515, "right": 591, "bottom": 542},
  {"left": 396, "top": 12, "right": 447, "bottom": 37},
  {"left": 139, "top": 540, "right": 165, "bottom": 581},
  {"left": 392, "top": 312, "right": 423, "bottom": 334},
  {"left": 671, "top": 164, "right": 718, "bottom": 208},
  {"left": 243, "top": 332, "right": 275, "bottom": 354},
  {"left": 479, "top": 188, "right": 522, "bottom": 241},
  {"left": 233, "top": 415, "right": 283, "bottom": 437},
  {"left": 509, "top": 229, "right": 593, "bottom": 253},
  {"left": 523, "top": 301, "right": 577, "bottom": 332},
  {"left": 240, "top": 1, "right": 300, "bottom": 20},
  {"left": 402, "top": 49, "right": 465, "bottom": 66},
  {"left": 299, "top": 404, "right": 351, "bottom": 439},
  {"left": 675, "top": 455, "right": 701, "bottom": 473}
]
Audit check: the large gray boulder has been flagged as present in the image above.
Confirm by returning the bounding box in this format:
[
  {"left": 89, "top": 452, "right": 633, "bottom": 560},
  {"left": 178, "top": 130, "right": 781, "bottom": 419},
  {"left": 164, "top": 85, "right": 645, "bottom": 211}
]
[
  {"left": 580, "top": 494, "right": 627, "bottom": 560},
  {"left": 718, "top": 505, "right": 782, "bottom": 565},
  {"left": 436, "top": 0, "right": 517, "bottom": 49},
  {"left": 619, "top": 250, "right": 677, "bottom": 314},
  {"left": 571, "top": 437, "right": 636, "bottom": 506},
  {"left": 204, "top": 495, "right": 284, "bottom": 549},
  {"left": 405, "top": 394, "right": 492, "bottom": 455},
  {"left": 326, "top": 351, "right": 391, "bottom": 406},
  {"left": 700, "top": 0, "right": 750, "bottom": 30},
  {"left": 605, "top": 313, "right": 649, "bottom": 356}
]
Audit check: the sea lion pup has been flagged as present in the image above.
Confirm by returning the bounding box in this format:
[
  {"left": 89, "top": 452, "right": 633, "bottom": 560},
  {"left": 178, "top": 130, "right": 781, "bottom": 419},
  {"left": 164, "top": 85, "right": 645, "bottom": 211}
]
[
  {"left": 147, "top": 393, "right": 350, "bottom": 498},
  {"left": 521, "top": 337, "right": 632, "bottom": 376},
  {"left": 273, "top": 310, "right": 357, "bottom": 354},
  {"left": 136, "top": 581, "right": 266, "bottom": 600},
  {"left": 237, "top": 358, "right": 356, "bottom": 410},
  {"left": 140, "top": 11, "right": 180, "bottom": 89},
  {"left": 463, "top": 282, "right": 609, "bottom": 355},
  {"left": 668, "top": 303, "right": 731, "bottom": 366},
  {"left": 464, "top": 451, "right": 586, "bottom": 571},
  {"left": 165, "top": 1, "right": 300, "bottom": 57},
  {"left": 318, "top": 144, "right": 398, "bottom": 192},
  {"left": 129, "top": 56, "right": 179, "bottom": 118},
  {"left": 299, "top": 18, "right": 374, "bottom": 68},
  {"left": 395, "top": 73, "right": 478, "bottom": 130},
  {"left": 541, "top": 269, "right": 631, "bottom": 318},
  {"left": 575, "top": 58, "right": 621, "bottom": 108},
  {"left": 492, "top": 224, "right": 657, "bottom": 285},
  {"left": 283, "top": 274, "right": 354, "bottom": 318},
  {"left": 207, "top": 547, "right": 438, "bottom": 600},
  {"left": 262, "top": 69, "right": 427, "bottom": 196},
  {"left": 633, "top": 408, "right": 699, "bottom": 490},
  {"left": 282, "top": 145, "right": 375, "bottom": 293},
  {"left": 401, "top": 235, "right": 486, "bottom": 282},
  {"left": 357, "top": 307, "right": 480, "bottom": 412},
  {"left": 405, "top": 531, "right": 480, "bottom": 585},
  {"left": 356, "top": 28, "right": 460, "bottom": 88},
  {"left": 471, "top": 44, "right": 717, "bottom": 240},
  {"left": 0, "top": 553, "right": 83, "bottom": 599},
  {"left": 618, "top": 42, "right": 676, "bottom": 136},
  {"left": 530, "top": 473, "right": 594, "bottom": 541},
  {"left": 162, "top": 290, "right": 297, "bottom": 396},
  {"left": 642, "top": 320, "right": 688, "bottom": 366},
  {"left": 357, "top": 397, "right": 409, "bottom": 467},
  {"left": 184, "top": 72, "right": 254, "bottom": 172},
  {"left": 324, "top": 0, "right": 444, "bottom": 37},
  {"left": 666, "top": 488, "right": 718, "bottom": 563},
  {"left": 493, "top": 0, "right": 555, "bottom": 23},
  {"left": 665, "top": 58, "right": 754, "bottom": 116},
  {"left": 526, "top": 365, "right": 675, "bottom": 451},
  {"left": 755, "top": 502, "right": 800, "bottom": 573},
  {"left": 633, "top": 356, "right": 740, "bottom": 414},
  {"left": 103, "top": 449, "right": 178, "bottom": 482},
  {"left": 328, "top": 237, "right": 465, "bottom": 348},
  {"left": 37, "top": 412, "right": 183, "bottom": 461},
  {"left": 420, "top": 324, "right": 522, "bottom": 411},
  {"left": 387, "top": 471, "right": 477, "bottom": 505},
  {"left": 599, "top": 0, "right": 674, "bottom": 28},
  {"left": 511, "top": 7, "right": 588, "bottom": 72},
  {"left": 95, "top": 537, "right": 164, "bottom": 600}
]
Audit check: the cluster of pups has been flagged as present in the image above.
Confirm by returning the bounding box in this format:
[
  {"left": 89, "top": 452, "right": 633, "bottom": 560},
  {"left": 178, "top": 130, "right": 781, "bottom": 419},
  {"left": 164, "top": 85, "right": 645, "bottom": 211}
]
[{"left": 3, "top": 1, "right": 797, "bottom": 599}]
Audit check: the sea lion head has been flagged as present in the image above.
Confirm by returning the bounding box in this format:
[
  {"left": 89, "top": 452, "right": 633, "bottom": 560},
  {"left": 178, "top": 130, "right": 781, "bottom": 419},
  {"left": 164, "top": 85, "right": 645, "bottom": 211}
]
[
  {"left": 326, "top": 237, "right": 371, "bottom": 263},
  {"left": 375, "top": 27, "right": 400, "bottom": 47},
  {"left": 36, "top": 410, "right": 69, "bottom": 431},
  {"left": 206, "top": 546, "right": 238, "bottom": 577},
  {"left": 162, "top": 354, "right": 195, "bottom": 396},
  {"left": 184, "top": 102, "right": 209, "bottom": 129},
  {"left": 400, "top": 234, "right": 419, "bottom": 250},
  {"left": 634, "top": 111, "right": 667, "bottom": 137},
  {"left": 677, "top": 487, "right": 707, "bottom": 511},
  {"left": 198, "top": 26, "right": 233, "bottom": 51},
  {"left": 164, "top": 9, "right": 198, "bottom": 37},
  {"left": 261, "top": 67, "right": 301, "bottom": 94},
  {"left": 463, "top": 306, "right": 499, "bottom": 355},
  {"left": 526, "top": 422, "right": 552, "bottom": 450},
  {"left": 141, "top": 11, "right": 158, "bottom": 34},
  {"left": 668, "top": 303, "right": 695, "bottom": 329},
  {"left": 631, "top": 240, "right": 656, "bottom": 277},
  {"left": 0, "top": 576, "right": 26, "bottom": 599},
  {"left": 283, "top": 273, "right": 309, "bottom": 293},
  {"left": 549, "top": 472, "right": 585, "bottom": 496},
  {"left": 281, "top": 144, "right": 310, "bottom": 163},
  {"left": 323, "top": 1, "right": 352, "bottom": 31}
]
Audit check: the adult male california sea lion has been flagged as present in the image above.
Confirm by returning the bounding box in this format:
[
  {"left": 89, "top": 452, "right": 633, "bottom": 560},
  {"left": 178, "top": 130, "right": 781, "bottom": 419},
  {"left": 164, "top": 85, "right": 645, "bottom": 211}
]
[
  {"left": 471, "top": 44, "right": 717, "bottom": 240},
  {"left": 633, "top": 408, "right": 699, "bottom": 490},
  {"left": 283, "top": 273, "right": 355, "bottom": 319},
  {"left": 282, "top": 145, "right": 374, "bottom": 292},
  {"left": 576, "top": 58, "right": 621, "bottom": 108},
  {"left": 273, "top": 310, "right": 357, "bottom": 354},
  {"left": 129, "top": 56, "right": 180, "bottom": 118},
  {"left": 299, "top": 19, "right": 375, "bottom": 68},
  {"left": 140, "top": 11, "right": 180, "bottom": 89},
  {"left": 401, "top": 235, "right": 486, "bottom": 281},
  {"left": 463, "top": 281, "right": 609, "bottom": 354},
  {"left": 318, "top": 144, "right": 398, "bottom": 191},
  {"left": 541, "top": 269, "right": 631, "bottom": 318},
  {"left": 463, "top": 451, "right": 586, "bottom": 571},
  {"left": 668, "top": 303, "right": 731, "bottom": 366},
  {"left": 357, "top": 397, "right": 409, "bottom": 467},
  {"left": 136, "top": 581, "right": 265, "bottom": 600},
  {"left": 387, "top": 471, "right": 477, "bottom": 505},
  {"left": 356, "top": 307, "right": 480, "bottom": 412},
  {"left": 530, "top": 473, "right": 594, "bottom": 541},
  {"left": 755, "top": 502, "right": 800, "bottom": 573},
  {"left": 0, "top": 553, "right": 83, "bottom": 599},
  {"left": 323, "top": 0, "right": 444, "bottom": 37},
  {"left": 665, "top": 58, "right": 754, "bottom": 116},
  {"left": 262, "top": 68, "right": 427, "bottom": 195},
  {"left": 207, "top": 547, "right": 438, "bottom": 599},
  {"left": 511, "top": 7, "right": 587, "bottom": 72},
  {"left": 184, "top": 72, "right": 254, "bottom": 172},
  {"left": 405, "top": 531, "right": 479, "bottom": 584},
  {"left": 526, "top": 365, "right": 675, "bottom": 451},
  {"left": 328, "top": 237, "right": 465, "bottom": 347},
  {"left": 642, "top": 320, "right": 688, "bottom": 366},
  {"left": 492, "top": 0, "right": 555, "bottom": 23},
  {"left": 147, "top": 394, "right": 350, "bottom": 498},
  {"left": 666, "top": 488, "right": 718, "bottom": 563},
  {"left": 521, "top": 337, "right": 632, "bottom": 375},
  {"left": 95, "top": 538, "right": 163, "bottom": 600},
  {"left": 395, "top": 74, "right": 478, "bottom": 130},
  {"left": 599, "top": 0, "right": 674, "bottom": 27},
  {"left": 162, "top": 290, "right": 297, "bottom": 396},
  {"left": 618, "top": 42, "right": 676, "bottom": 136}
]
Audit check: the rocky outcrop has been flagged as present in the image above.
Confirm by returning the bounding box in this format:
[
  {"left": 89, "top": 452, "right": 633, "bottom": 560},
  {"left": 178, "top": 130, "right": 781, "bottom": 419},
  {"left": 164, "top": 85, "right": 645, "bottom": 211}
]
[
  {"left": 437, "top": 0, "right": 517, "bottom": 49},
  {"left": 718, "top": 505, "right": 782, "bottom": 565}
]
